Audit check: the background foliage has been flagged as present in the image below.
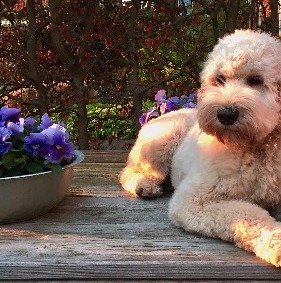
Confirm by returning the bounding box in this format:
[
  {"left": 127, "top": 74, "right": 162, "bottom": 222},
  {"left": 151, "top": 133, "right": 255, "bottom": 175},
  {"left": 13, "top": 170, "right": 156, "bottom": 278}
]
[{"left": 0, "top": 0, "right": 280, "bottom": 149}]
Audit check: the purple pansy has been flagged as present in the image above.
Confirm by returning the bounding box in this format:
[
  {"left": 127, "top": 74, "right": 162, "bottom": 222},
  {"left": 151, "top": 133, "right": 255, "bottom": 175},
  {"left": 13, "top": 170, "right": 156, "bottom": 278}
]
[
  {"left": 181, "top": 91, "right": 198, "bottom": 108},
  {"left": 139, "top": 114, "right": 147, "bottom": 127},
  {"left": 24, "top": 117, "right": 37, "bottom": 131},
  {"left": 38, "top": 113, "right": 53, "bottom": 131},
  {"left": 159, "top": 97, "right": 181, "bottom": 114},
  {"left": 168, "top": 96, "right": 181, "bottom": 104},
  {"left": 188, "top": 91, "right": 198, "bottom": 101},
  {"left": 166, "top": 96, "right": 181, "bottom": 112},
  {"left": 0, "top": 106, "right": 21, "bottom": 124},
  {"left": 182, "top": 102, "right": 197, "bottom": 108},
  {"left": 166, "top": 100, "right": 177, "bottom": 112},
  {"left": 42, "top": 126, "right": 74, "bottom": 164},
  {"left": 159, "top": 102, "right": 167, "bottom": 114},
  {"left": 140, "top": 89, "right": 198, "bottom": 126},
  {"left": 7, "top": 118, "right": 24, "bottom": 136},
  {"left": 0, "top": 127, "right": 12, "bottom": 156},
  {"left": 155, "top": 89, "right": 166, "bottom": 107},
  {"left": 41, "top": 124, "right": 68, "bottom": 140},
  {"left": 180, "top": 95, "right": 189, "bottom": 100},
  {"left": 0, "top": 106, "right": 76, "bottom": 177},
  {"left": 23, "top": 133, "right": 52, "bottom": 158},
  {"left": 24, "top": 117, "right": 36, "bottom": 126},
  {"left": 139, "top": 107, "right": 159, "bottom": 126}
]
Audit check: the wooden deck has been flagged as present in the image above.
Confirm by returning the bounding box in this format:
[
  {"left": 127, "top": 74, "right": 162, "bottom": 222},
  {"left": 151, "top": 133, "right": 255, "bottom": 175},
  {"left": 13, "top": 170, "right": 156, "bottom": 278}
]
[{"left": 0, "top": 150, "right": 281, "bottom": 282}]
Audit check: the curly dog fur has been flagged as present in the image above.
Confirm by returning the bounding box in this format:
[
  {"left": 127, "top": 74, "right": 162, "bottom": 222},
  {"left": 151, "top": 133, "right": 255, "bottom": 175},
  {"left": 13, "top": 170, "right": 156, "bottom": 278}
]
[{"left": 119, "top": 30, "right": 281, "bottom": 267}]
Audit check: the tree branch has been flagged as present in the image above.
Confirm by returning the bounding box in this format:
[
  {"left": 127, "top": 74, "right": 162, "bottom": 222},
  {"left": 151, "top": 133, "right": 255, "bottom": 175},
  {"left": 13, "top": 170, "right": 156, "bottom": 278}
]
[{"left": 48, "top": 0, "right": 78, "bottom": 74}]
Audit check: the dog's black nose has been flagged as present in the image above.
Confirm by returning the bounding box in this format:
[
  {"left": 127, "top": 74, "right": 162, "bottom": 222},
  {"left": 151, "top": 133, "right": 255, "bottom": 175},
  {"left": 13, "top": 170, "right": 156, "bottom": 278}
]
[{"left": 217, "top": 107, "right": 239, "bottom": 125}]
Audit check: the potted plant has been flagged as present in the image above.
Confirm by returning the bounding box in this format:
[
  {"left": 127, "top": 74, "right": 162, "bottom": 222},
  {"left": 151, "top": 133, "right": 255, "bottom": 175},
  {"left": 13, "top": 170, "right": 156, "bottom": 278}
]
[{"left": 0, "top": 106, "right": 84, "bottom": 224}]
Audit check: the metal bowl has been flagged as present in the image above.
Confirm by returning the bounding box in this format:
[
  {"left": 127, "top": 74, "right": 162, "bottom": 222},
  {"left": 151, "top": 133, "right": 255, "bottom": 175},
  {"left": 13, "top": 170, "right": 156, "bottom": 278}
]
[{"left": 0, "top": 150, "right": 84, "bottom": 224}]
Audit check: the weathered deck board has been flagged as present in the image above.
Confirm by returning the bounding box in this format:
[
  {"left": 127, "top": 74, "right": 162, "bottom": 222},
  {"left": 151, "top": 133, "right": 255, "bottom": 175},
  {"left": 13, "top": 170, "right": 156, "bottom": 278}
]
[{"left": 0, "top": 150, "right": 280, "bottom": 281}]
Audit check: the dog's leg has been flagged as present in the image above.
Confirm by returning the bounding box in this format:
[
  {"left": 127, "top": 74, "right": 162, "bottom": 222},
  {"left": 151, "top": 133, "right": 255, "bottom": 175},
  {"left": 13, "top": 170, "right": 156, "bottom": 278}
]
[
  {"left": 169, "top": 185, "right": 281, "bottom": 267},
  {"left": 119, "top": 109, "right": 197, "bottom": 198}
]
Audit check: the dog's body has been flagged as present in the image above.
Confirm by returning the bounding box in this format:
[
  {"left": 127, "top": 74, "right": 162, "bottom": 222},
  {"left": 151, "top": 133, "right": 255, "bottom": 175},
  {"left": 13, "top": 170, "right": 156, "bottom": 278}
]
[{"left": 120, "top": 30, "right": 281, "bottom": 267}]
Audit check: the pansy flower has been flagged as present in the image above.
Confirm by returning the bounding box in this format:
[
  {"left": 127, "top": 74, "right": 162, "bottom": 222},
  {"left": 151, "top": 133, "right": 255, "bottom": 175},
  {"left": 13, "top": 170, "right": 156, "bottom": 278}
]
[
  {"left": 0, "top": 127, "right": 12, "bottom": 156},
  {"left": 165, "top": 96, "right": 181, "bottom": 112},
  {"left": 155, "top": 89, "right": 166, "bottom": 107},
  {"left": 0, "top": 106, "right": 21, "bottom": 124},
  {"left": 140, "top": 89, "right": 198, "bottom": 126},
  {"left": 41, "top": 124, "right": 68, "bottom": 140},
  {"left": 159, "top": 102, "right": 167, "bottom": 114},
  {"left": 7, "top": 118, "right": 25, "bottom": 136},
  {"left": 38, "top": 113, "right": 53, "bottom": 131},
  {"left": 23, "top": 133, "right": 51, "bottom": 158},
  {"left": 0, "top": 106, "right": 76, "bottom": 177},
  {"left": 182, "top": 101, "right": 197, "bottom": 108},
  {"left": 41, "top": 124, "right": 74, "bottom": 164},
  {"left": 24, "top": 117, "right": 36, "bottom": 126},
  {"left": 187, "top": 91, "right": 198, "bottom": 101},
  {"left": 139, "top": 107, "right": 159, "bottom": 126},
  {"left": 181, "top": 91, "right": 198, "bottom": 109}
]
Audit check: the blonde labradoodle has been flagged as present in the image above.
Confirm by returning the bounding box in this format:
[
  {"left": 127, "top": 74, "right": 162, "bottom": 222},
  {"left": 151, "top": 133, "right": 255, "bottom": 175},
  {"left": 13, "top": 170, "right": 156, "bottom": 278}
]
[{"left": 119, "top": 30, "right": 281, "bottom": 267}]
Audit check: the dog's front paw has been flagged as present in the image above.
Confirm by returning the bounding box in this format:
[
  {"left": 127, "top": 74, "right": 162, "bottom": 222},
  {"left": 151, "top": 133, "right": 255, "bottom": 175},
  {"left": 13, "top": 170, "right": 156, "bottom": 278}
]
[
  {"left": 135, "top": 181, "right": 163, "bottom": 199},
  {"left": 119, "top": 168, "right": 163, "bottom": 198}
]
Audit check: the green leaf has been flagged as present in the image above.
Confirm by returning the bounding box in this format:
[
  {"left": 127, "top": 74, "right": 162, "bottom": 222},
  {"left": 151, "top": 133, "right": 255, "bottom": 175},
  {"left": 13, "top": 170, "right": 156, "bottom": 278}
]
[
  {"left": 15, "top": 155, "right": 28, "bottom": 165},
  {"left": 48, "top": 164, "right": 63, "bottom": 174},
  {"left": 2, "top": 152, "right": 17, "bottom": 169},
  {"left": 25, "top": 162, "right": 44, "bottom": 174},
  {"left": 31, "top": 122, "right": 40, "bottom": 133}
]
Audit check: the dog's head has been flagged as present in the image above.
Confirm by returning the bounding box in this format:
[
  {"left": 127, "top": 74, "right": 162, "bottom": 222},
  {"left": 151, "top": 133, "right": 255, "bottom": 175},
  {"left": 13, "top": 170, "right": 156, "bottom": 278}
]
[{"left": 198, "top": 29, "right": 281, "bottom": 148}]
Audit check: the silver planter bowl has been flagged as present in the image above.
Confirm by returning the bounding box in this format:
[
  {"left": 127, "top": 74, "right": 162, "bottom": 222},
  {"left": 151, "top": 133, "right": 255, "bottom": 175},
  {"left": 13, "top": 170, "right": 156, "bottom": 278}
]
[{"left": 0, "top": 150, "right": 84, "bottom": 224}]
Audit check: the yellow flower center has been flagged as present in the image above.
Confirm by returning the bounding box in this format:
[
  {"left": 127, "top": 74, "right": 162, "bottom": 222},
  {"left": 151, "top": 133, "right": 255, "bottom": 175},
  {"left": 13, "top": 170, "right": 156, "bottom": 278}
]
[{"left": 56, "top": 145, "right": 62, "bottom": 150}]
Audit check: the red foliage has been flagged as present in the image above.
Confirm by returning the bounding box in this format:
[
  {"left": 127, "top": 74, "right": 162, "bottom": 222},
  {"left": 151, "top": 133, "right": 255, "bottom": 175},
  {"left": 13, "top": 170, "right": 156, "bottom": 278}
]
[{"left": 0, "top": 0, "right": 207, "bottom": 146}]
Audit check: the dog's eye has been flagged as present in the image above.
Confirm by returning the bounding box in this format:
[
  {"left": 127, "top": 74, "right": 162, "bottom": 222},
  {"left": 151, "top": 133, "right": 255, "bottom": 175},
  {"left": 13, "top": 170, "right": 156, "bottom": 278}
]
[
  {"left": 216, "top": 75, "right": 225, "bottom": 86},
  {"left": 247, "top": 75, "right": 264, "bottom": 86}
]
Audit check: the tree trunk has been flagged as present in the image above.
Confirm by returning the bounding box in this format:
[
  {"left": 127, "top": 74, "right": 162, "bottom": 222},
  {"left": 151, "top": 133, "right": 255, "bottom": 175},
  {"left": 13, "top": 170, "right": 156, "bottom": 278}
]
[
  {"left": 262, "top": 0, "right": 279, "bottom": 35},
  {"left": 132, "top": 90, "right": 143, "bottom": 133},
  {"left": 73, "top": 74, "right": 89, "bottom": 150},
  {"left": 48, "top": 0, "right": 89, "bottom": 149},
  {"left": 222, "top": 0, "right": 240, "bottom": 33},
  {"left": 26, "top": 0, "right": 48, "bottom": 114},
  {"left": 127, "top": 1, "right": 142, "bottom": 133}
]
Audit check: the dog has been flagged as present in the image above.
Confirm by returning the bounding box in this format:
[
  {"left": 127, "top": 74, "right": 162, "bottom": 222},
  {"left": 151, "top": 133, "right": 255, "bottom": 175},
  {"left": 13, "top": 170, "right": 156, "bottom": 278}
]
[{"left": 119, "top": 29, "right": 281, "bottom": 267}]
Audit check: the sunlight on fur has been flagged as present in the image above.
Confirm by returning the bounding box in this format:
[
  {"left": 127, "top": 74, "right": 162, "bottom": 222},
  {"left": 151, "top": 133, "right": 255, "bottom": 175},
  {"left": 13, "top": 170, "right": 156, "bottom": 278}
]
[
  {"left": 140, "top": 121, "right": 173, "bottom": 141},
  {"left": 233, "top": 220, "right": 281, "bottom": 267},
  {"left": 122, "top": 172, "right": 140, "bottom": 197},
  {"left": 121, "top": 165, "right": 163, "bottom": 197},
  {"left": 139, "top": 162, "right": 163, "bottom": 179},
  {"left": 197, "top": 133, "right": 216, "bottom": 145}
]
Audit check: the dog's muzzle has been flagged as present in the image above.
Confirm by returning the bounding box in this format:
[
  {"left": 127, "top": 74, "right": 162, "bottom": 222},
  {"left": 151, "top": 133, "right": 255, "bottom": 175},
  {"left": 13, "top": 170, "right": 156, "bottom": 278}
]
[{"left": 217, "top": 107, "right": 239, "bottom": 126}]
